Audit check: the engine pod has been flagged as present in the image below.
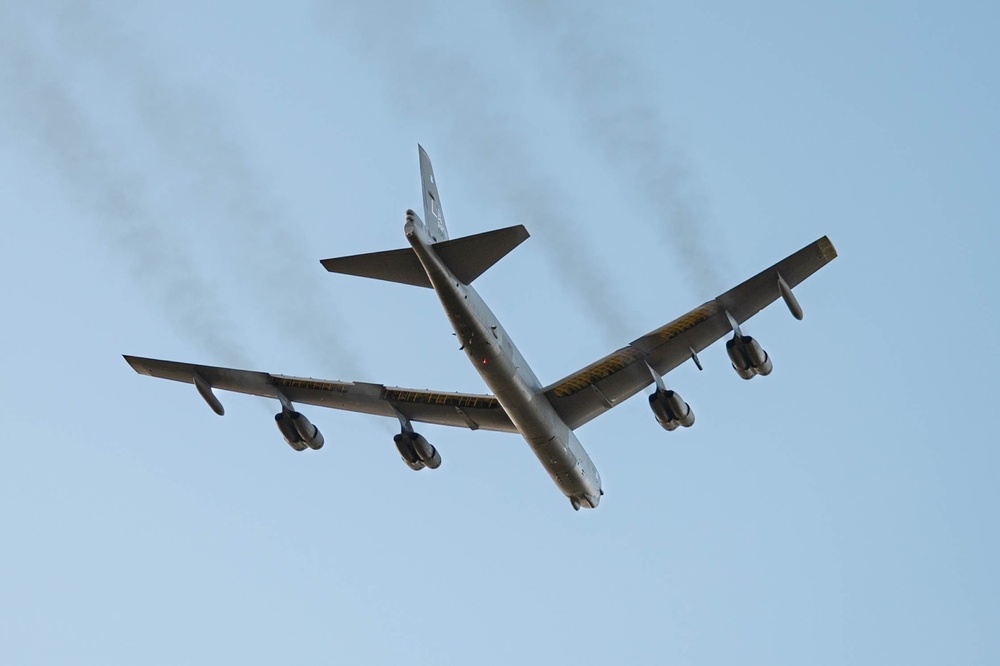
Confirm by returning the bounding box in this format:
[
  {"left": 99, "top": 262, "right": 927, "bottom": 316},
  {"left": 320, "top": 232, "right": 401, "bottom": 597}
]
[
  {"left": 290, "top": 411, "right": 324, "bottom": 450},
  {"left": 275, "top": 412, "right": 307, "bottom": 451},
  {"left": 664, "top": 390, "right": 695, "bottom": 428},
  {"left": 394, "top": 434, "right": 425, "bottom": 471},
  {"left": 409, "top": 433, "right": 441, "bottom": 469}
]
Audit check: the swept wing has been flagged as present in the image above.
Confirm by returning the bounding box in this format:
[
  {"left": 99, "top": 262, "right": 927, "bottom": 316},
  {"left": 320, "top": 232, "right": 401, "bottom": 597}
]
[
  {"left": 543, "top": 236, "right": 837, "bottom": 429},
  {"left": 124, "top": 356, "right": 517, "bottom": 433}
]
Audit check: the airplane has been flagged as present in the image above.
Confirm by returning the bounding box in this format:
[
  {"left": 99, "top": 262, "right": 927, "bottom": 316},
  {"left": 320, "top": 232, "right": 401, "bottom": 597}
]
[{"left": 125, "top": 145, "right": 837, "bottom": 510}]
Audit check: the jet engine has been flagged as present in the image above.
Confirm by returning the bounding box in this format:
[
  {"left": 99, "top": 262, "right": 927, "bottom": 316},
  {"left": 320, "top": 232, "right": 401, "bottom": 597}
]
[
  {"left": 394, "top": 433, "right": 424, "bottom": 470},
  {"left": 648, "top": 388, "right": 695, "bottom": 431},
  {"left": 726, "top": 335, "right": 773, "bottom": 379},
  {"left": 275, "top": 410, "right": 325, "bottom": 451},
  {"left": 393, "top": 431, "right": 441, "bottom": 470}
]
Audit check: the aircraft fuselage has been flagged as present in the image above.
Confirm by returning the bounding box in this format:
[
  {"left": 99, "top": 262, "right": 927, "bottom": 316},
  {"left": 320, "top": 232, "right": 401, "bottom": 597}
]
[{"left": 405, "top": 211, "right": 603, "bottom": 509}]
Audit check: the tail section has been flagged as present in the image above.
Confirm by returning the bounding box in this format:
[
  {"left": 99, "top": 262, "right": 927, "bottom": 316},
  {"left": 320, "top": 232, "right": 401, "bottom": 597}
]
[
  {"left": 320, "top": 246, "right": 430, "bottom": 287},
  {"left": 418, "top": 145, "right": 449, "bottom": 242},
  {"left": 321, "top": 223, "right": 529, "bottom": 288},
  {"left": 320, "top": 145, "right": 529, "bottom": 288},
  {"left": 436, "top": 224, "right": 529, "bottom": 284}
]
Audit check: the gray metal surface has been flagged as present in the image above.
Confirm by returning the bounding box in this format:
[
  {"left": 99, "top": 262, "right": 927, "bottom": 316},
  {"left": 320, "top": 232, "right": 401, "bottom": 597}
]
[
  {"left": 403, "top": 206, "right": 603, "bottom": 508},
  {"left": 125, "top": 145, "right": 837, "bottom": 510},
  {"left": 320, "top": 224, "right": 529, "bottom": 288},
  {"left": 543, "top": 236, "right": 837, "bottom": 429},
  {"left": 124, "top": 355, "right": 517, "bottom": 433}
]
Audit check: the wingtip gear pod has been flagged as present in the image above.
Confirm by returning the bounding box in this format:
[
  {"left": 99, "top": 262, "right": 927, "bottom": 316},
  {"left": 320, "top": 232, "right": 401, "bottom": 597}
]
[
  {"left": 193, "top": 374, "right": 225, "bottom": 416},
  {"left": 777, "top": 272, "right": 804, "bottom": 320}
]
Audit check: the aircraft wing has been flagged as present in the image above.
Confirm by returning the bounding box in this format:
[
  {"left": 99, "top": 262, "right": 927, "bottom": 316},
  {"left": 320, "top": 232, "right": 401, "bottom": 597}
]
[
  {"left": 542, "top": 236, "right": 838, "bottom": 429},
  {"left": 124, "top": 356, "right": 517, "bottom": 433}
]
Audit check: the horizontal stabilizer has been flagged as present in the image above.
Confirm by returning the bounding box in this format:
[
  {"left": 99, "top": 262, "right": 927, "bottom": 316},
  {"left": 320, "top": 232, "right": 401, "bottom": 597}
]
[
  {"left": 321, "top": 225, "right": 529, "bottom": 288},
  {"left": 321, "top": 247, "right": 431, "bottom": 287},
  {"left": 437, "top": 225, "right": 529, "bottom": 285}
]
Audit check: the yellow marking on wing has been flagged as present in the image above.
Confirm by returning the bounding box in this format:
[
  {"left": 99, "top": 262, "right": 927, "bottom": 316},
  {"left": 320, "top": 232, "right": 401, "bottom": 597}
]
[
  {"left": 273, "top": 377, "right": 349, "bottom": 393},
  {"left": 649, "top": 302, "right": 722, "bottom": 342},
  {"left": 551, "top": 347, "right": 646, "bottom": 398},
  {"left": 550, "top": 302, "right": 722, "bottom": 399},
  {"left": 382, "top": 389, "right": 501, "bottom": 410}
]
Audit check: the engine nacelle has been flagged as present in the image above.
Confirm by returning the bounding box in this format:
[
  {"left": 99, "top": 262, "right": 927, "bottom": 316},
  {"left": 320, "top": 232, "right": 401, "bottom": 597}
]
[
  {"left": 409, "top": 433, "right": 442, "bottom": 469},
  {"left": 393, "top": 433, "right": 426, "bottom": 471},
  {"left": 648, "top": 388, "right": 695, "bottom": 431},
  {"left": 726, "top": 335, "right": 772, "bottom": 379},
  {"left": 290, "top": 411, "right": 324, "bottom": 450},
  {"left": 742, "top": 336, "right": 772, "bottom": 376},
  {"left": 275, "top": 411, "right": 307, "bottom": 451},
  {"left": 393, "top": 432, "right": 442, "bottom": 470},
  {"left": 275, "top": 410, "right": 324, "bottom": 451}
]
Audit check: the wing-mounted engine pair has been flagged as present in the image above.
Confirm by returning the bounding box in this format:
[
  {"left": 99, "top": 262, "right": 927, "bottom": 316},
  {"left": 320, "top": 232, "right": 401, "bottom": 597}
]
[
  {"left": 275, "top": 409, "right": 325, "bottom": 451},
  {"left": 726, "top": 334, "right": 772, "bottom": 380},
  {"left": 393, "top": 431, "right": 442, "bottom": 471},
  {"left": 724, "top": 311, "right": 772, "bottom": 380},
  {"left": 724, "top": 271, "right": 806, "bottom": 380},
  {"left": 645, "top": 271, "right": 813, "bottom": 429},
  {"left": 646, "top": 363, "right": 695, "bottom": 432},
  {"left": 193, "top": 372, "right": 326, "bottom": 452},
  {"left": 390, "top": 405, "right": 442, "bottom": 471},
  {"left": 648, "top": 389, "right": 695, "bottom": 431},
  {"left": 186, "top": 357, "right": 456, "bottom": 469}
]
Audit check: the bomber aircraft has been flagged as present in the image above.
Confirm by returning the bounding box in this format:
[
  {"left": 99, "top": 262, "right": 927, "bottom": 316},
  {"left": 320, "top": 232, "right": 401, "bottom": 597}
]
[{"left": 125, "top": 146, "right": 837, "bottom": 510}]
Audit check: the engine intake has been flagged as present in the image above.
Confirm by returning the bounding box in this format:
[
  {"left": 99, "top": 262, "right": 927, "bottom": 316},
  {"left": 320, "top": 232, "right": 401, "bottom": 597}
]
[
  {"left": 275, "top": 410, "right": 325, "bottom": 451},
  {"left": 726, "top": 335, "right": 773, "bottom": 379},
  {"left": 648, "top": 388, "right": 695, "bottom": 431}
]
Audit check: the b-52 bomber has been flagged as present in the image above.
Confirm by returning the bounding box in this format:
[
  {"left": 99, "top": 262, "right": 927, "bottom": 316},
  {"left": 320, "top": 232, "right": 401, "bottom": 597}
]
[{"left": 125, "top": 146, "right": 837, "bottom": 510}]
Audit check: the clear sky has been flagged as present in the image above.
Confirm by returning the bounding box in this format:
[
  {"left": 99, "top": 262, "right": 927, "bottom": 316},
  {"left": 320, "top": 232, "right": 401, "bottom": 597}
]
[{"left": 1, "top": 1, "right": 997, "bottom": 664}]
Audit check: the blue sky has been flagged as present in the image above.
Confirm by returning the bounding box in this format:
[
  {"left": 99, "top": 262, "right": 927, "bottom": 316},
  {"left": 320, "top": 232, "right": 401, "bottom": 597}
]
[{"left": 1, "top": 1, "right": 997, "bottom": 664}]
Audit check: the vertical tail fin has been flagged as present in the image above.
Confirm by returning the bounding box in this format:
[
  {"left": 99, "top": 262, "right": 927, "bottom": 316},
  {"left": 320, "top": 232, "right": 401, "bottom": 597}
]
[{"left": 418, "top": 144, "right": 449, "bottom": 242}]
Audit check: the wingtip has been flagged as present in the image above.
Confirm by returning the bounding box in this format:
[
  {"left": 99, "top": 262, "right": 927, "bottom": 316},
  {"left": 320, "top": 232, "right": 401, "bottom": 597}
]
[
  {"left": 123, "top": 355, "right": 149, "bottom": 375},
  {"left": 817, "top": 235, "right": 838, "bottom": 261}
]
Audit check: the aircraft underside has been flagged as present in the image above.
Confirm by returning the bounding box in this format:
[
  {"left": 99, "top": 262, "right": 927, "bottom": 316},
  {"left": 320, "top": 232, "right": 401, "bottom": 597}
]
[{"left": 124, "top": 145, "right": 836, "bottom": 510}]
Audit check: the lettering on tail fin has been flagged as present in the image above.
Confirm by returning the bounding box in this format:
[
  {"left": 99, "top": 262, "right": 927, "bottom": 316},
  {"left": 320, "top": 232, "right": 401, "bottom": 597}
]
[{"left": 418, "top": 144, "right": 450, "bottom": 242}]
